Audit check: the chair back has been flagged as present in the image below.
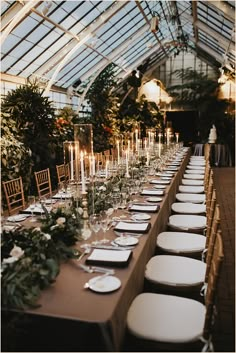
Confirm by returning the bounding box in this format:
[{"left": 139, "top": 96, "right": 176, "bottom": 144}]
[
  {"left": 56, "top": 164, "right": 69, "bottom": 184},
  {"left": 203, "top": 230, "right": 224, "bottom": 339},
  {"left": 204, "top": 143, "right": 211, "bottom": 162},
  {"left": 205, "top": 189, "right": 216, "bottom": 239},
  {"left": 34, "top": 168, "right": 52, "bottom": 198},
  {"left": 2, "top": 177, "right": 25, "bottom": 215},
  {"left": 205, "top": 204, "right": 220, "bottom": 281}
]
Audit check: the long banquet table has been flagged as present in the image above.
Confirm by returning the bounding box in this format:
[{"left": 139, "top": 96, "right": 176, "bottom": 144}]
[{"left": 22, "top": 148, "right": 191, "bottom": 351}]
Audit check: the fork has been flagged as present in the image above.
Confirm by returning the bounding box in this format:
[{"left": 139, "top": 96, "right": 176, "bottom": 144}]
[
  {"left": 77, "top": 247, "right": 90, "bottom": 261},
  {"left": 79, "top": 264, "right": 115, "bottom": 275}
]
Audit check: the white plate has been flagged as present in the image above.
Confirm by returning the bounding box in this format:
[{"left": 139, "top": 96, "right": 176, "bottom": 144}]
[
  {"left": 146, "top": 197, "right": 162, "bottom": 202},
  {"left": 88, "top": 275, "right": 121, "bottom": 293},
  {"left": 153, "top": 185, "right": 166, "bottom": 189},
  {"left": 7, "top": 214, "right": 28, "bottom": 222},
  {"left": 131, "top": 213, "right": 151, "bottom": 221},
  {"left": 114, "top": 236, "right": 139, "bottom": 246},
  {"left": 45, "top": 199, "right": 57, "bottom": 204}
]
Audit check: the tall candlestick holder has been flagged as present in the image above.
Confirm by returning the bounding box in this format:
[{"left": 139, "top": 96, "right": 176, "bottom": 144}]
[{"left": 81, "top": 191, "right": 90, "bottom": 240}]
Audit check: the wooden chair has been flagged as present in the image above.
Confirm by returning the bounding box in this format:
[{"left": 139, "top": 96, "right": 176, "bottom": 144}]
[
  {"left": 2, "top": 177, "right": 25, "bottom": 215},
  {"left": 56, "top": 163, "right": 69, "bottom": 184},
  {"left": 126, "top": 230, "right": 224, "bottom": 352},
  {"left": 34, "top": 168, "right": 52, "bottom": 198}
]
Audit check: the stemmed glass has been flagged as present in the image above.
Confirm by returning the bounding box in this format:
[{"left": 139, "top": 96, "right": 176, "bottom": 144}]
[
  {"left": 112, "top": 193, "right": 120, "bottom": 213},
  {"left": 28, "top": 195, "right": 36, "bottom": 222},
  {"left": 89, "top": 213, "right": 101, "bottom": 245},
  {"left": 100, "top": 210, "right": 110, "bottom": 243},
  {"left": 39, "top": 196, "right": 47, "bottom": 218}
]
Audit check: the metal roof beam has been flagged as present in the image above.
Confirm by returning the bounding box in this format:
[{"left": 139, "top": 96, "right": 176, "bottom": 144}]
[
  {"left": 207, "top": 0, "right": 235, "bottom": 22},
  {"left": 78, "top": 23, "right": 149, "bottom": 83},
  {"left": 196, "top": 40, "right": 226, "bottom": 65},
  {"left": 192, "top": 1, "right": 199, "bottom": 43},
  {"left": 182, "top": 12, "right": 235, "bottom": 52},
  {"left": 1, "top": 0, "right": 41, "bottom": 44},
  {"left": 33, "top": 1, "right": 129, "bottom": 78},
  {"left": 135, "top": 0, "right": 168, "bottom": 56}
]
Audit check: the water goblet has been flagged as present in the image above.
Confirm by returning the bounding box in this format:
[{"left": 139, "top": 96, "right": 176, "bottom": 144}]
[
  {"left": 112, "top": 194, "right": 120, "bottom": 213},
  {"left": 89, "top": 213, "right": 101, "bottom": 245},
  {"left": 28, "top": 195, "right": 36, "bottom": 222},
  {"left": 100, "top": 210, "right": 110, "bottom": 243}
]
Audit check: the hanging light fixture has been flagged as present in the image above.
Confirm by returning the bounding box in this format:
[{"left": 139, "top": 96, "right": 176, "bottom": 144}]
[{"left": 138, "top": 79, "right": 172, "bottom": 105}]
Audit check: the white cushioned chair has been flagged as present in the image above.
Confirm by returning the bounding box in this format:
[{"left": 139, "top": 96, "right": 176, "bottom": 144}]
[
  {"left": 157, "top": 202, "right": 219, "bottom": 257},
  {"left": 183, "top": 173, "right": 204, "bottom": 180},
  {"left": 168, "top": 214, "right": 207, "bottom": 232},
  {"left": 175, "top": 193, "right": 205, "bottom": 203},
  {"left": 171, "top": 202, "right": 206, "bottom": 214},
  {"left": 179, "top": 185, "right": 205, "bottom": 193},
  {"left": 127, "top": 231, "right": 224, "bottom": 352},
  {"left": 181, "top": 179, "right": 204, "bottom": 186},
  {"left": 187, "top": 165, "right": 205, "bottom": 170},
  {"left": 185, "top": 169, "right": 205, "bottom": 174}
]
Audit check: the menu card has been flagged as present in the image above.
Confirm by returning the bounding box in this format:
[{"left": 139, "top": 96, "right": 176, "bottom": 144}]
[{"left": 86, "top": 249, "right": 132, "bottom": 267}]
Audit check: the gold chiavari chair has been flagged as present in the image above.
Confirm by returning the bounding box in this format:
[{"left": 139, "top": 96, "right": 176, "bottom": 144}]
[
  {"left": 34, "top": 168, "right": 52, "bottom": 198},
  {"left": 2, "top": 177, "right": 25, "bottom": 215},
  {"left": 56, "top": 164, "right": 69, "bottom": 184}
]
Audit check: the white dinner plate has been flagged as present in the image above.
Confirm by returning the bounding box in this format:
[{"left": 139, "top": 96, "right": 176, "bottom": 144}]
[
  {"left": 87, "top": 275, "right": 121, "bottom": 293},
  {"left": 114, "top": 236, "right": 139, "bottom": 247},
  {"left": 7, "top": 214, "right": 28, "bottom": 222},
  {"left": 45, "top": 199, "right": 57, "bottom": 204},
  {"left": 146, "top": 197, "right": 162, "bottom": 202},
  {"left": 131, "top": 213, "right": 151, "bottom": 221}
]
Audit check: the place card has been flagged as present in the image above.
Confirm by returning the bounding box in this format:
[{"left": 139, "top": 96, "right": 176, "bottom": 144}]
[
  {"left": 114, "top": 221, "right": 151, "bottom": 233},
  {"left": 86, "top": 249, "right": 132, "bottom": 267}
]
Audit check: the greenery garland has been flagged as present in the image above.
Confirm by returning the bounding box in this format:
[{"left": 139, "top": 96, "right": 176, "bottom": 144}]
[{"left": 1, "top": 206, "right": 82, "bottom": 310}]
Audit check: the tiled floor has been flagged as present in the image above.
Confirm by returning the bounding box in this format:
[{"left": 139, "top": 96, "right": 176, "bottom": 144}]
[{"left": 212, "top": 168, "right": 235, "bottom": 352}]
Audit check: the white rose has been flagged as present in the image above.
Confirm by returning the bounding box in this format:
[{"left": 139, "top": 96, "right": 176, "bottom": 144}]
[
  {"left": 10, "top": 245, "right": 24, "bottom": 259},
  {"left": 44, "top": 233, "right": 51, "bottom": 240},
  {"left": 99, "top": 185, "right": 106, "bottom": 192},
  {"left": 106, "top": 208, "right": 114, "bottom": 216},
  {"left": 3, "top": 256, "right": 18, "bottom": 264},
  {"left": 77, "top": 207, "right": 83, "bottom": 215},
  {"left": 56, "top": 217, "right": 66, "bottom": 225}
]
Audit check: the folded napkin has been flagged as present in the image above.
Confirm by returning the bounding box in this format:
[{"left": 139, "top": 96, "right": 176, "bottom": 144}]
[
  {"left": 23, "top": 204, "right": 52, "bottom": 215},
  {"left": 114, "top": 221, "right": 151, "bottom": 233},
  {"left": 86, "top": 249, "right": 132, "bottom": 267},
  {"left": 129, "top": 204, "right": 159, "bottom": 212},
  {"left": 52, "top": 192, "right": 72, "bottom": 199},
  {"left": 141, "top": 189, "right": 164, "bottom": 196},
  {"left": 7, "top": 214, "right": 29, "bottom": 222}
]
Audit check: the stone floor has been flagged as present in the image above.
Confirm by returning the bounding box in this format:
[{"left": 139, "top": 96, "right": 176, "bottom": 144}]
[{"left": 212, "top": 167, "right": 235, "bottom": 352}]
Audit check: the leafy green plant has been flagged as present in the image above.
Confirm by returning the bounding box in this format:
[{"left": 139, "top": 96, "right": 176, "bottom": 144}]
[
  {"left": 1, "top": 80, "right": 56, "bottom": 193},
  {"left": 166, "top": 68, "right": 234, "bottom": 144}
]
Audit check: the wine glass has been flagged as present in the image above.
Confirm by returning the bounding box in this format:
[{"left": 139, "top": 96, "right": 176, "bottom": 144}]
[
  {"left": 28, "top": 195, "right": 36, "bottom": 222},
  {"left": 100, "top": 210, "right": 110, "bottom": 243},
  {"left": 112, "top": 194, "right": 120, "bottom": 213},
  {"left": 89, "top": 213, "right": 101, "bottom": 245}
]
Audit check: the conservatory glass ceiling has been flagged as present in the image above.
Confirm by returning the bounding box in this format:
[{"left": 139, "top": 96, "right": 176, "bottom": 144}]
[{"left": 1, "top": 0, "right": 235, "bottom": 94}]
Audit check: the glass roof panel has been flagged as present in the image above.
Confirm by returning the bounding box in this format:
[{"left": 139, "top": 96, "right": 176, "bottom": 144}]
[{"left": 1, "top": 0, "right": 235, "bottom": 91}]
